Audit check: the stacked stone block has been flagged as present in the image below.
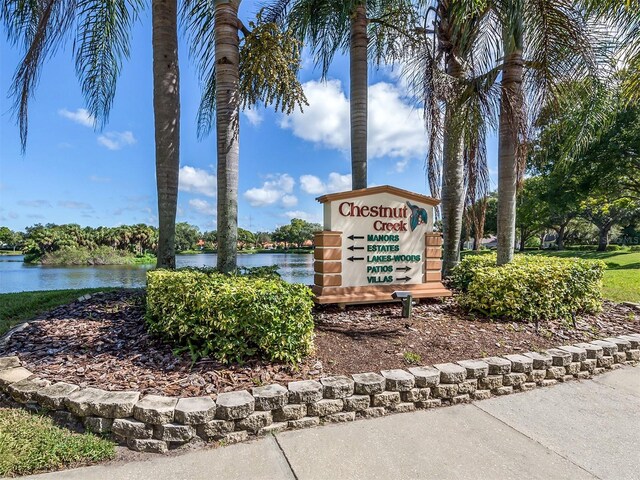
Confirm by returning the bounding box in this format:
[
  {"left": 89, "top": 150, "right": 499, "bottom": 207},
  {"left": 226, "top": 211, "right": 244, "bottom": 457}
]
[{"left": 1, "top": 333, "right": 638, "bottom": 454}]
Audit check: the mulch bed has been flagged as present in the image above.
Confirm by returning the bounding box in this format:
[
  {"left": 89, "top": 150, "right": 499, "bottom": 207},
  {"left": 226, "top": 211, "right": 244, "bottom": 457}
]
[{"left": 1, "top": 290, "right": 638, "bottom": 397}]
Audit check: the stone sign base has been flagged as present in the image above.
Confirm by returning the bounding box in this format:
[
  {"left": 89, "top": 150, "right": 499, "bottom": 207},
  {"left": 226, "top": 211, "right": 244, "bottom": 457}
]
[{"left": 312, "top": 283, "right": 452, "bottom": 305}]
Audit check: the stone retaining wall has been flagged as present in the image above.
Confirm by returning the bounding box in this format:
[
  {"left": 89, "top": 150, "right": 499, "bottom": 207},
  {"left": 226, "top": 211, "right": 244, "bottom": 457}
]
[{"left": 1, "top": 333, "right": 639, "bottom": 454}]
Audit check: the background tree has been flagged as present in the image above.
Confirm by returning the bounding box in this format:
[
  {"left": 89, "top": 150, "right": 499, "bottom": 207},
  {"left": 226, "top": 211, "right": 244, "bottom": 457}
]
[
  {"left": 581, "top": 196, "right": 639, "bottom": 251},
  {"left": 0, "top": 227, "right": 23, "bottom": 251},
  {"left": 174, "top": 222, "right": 201, "bottom": 252},
  {"left": 237, "top": 228, "right": 256, "bottom": 249},
  {"left": 271, "top": 218, "right": 320, "bottom": 248},
  {"left": 515, "top": 177, "right": 545, "bottom": 251}
]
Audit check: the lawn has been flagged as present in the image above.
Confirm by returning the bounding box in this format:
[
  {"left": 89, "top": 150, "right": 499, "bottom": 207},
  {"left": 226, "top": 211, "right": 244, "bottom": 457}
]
[
  {"left": 522, "top": 249, "right": 640, "bottom": 303},
  {"left": 0, "top": 408, "right": 114, "bottom": 477},
  {"left": 0, "top": 288, "right": 115, "bottom": 336}
]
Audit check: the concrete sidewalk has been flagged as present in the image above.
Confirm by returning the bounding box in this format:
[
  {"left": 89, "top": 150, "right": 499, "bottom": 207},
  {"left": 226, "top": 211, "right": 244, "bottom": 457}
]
[{"left": 24, "top": 366, "right": 640, "bottom": 480}]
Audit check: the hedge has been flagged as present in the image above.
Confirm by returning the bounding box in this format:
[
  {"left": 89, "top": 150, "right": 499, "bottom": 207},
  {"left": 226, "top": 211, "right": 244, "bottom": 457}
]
[
  {"left": 145, "top": 270, "right": 315, "bottom": 364},
  {"left": 451, "top": 254, "right": 605, "bottom": 322}
]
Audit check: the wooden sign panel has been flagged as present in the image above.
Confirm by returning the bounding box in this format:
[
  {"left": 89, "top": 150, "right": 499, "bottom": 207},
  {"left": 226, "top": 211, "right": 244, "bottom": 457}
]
[{"left": 313, "top": 185, "right": 452, "bottom": 304}]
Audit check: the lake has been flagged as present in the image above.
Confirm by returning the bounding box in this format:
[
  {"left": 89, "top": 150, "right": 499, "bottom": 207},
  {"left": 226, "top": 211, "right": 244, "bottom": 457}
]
[{"left": 0, "top": 253, "right": 315, "bottom": 293}]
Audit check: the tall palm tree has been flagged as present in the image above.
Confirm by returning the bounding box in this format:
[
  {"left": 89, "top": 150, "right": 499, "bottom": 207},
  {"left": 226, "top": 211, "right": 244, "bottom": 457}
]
[
  {"left": 184, "top": 0, "right": 306, "bottom": 272},
  {"left": 153, "top": 0, "right": 181, "bottom": 268},
  {"left": 214, "top": 0, "right": 240, "bottom": 274},
  {"left": 407, "top": 0, "right": 497, "bottom": 275},
  {"left": 266, "top": 0, "right": 413, "bottom": 190},
  {"left": 492, "top": 0, "right": 598, "bottom": 264},
  {"left": 1, "top": 0, "right": 180, "bottom": 269}
]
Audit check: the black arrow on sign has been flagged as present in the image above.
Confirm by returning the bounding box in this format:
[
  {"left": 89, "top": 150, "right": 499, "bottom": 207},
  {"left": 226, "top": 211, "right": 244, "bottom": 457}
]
[
  {"left": 348, "top": 245, "right": 364, "bottom": 251},
  {"left": 396, "top": 276, "right": 411, "bottom": 282},
  {"left": 347, "top": 235, "right": 364, "bottom": 240},
  {"left": 395, "top": 266, "right": 411, "bottom": 272},
  {"left": 348, "top": 256, "right": 364, "bottom": 262}
]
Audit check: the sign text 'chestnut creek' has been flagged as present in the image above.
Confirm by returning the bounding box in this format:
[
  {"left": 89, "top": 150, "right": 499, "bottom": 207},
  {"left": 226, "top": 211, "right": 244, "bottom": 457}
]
[{"left": 322, "top": 190, "right": 435, "bottom": 287}]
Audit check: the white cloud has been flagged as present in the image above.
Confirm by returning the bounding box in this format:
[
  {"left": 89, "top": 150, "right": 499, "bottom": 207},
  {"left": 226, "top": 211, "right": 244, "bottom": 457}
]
[
  {"left": 97, "top": 131, "right": 136, "bottom": 150},
  {"left": 284, "top": 210, "right": 321, "bottom": 223},
  {"left": 244, "top": 108, "right": 264, "bottom": 126},
  {"left": 394, "top": 159, "right": 410, "bottom": 173},
  {"left": 189, "top": 198, "right": 216, "bottom": 216},
  {"left": 281, "top": 80, "right": 426, "bottom": 161},
  {"left": 244, "top": 174, "right": 296, "bottom": 207},
  {"left": 179, "top": 166, "right": 216, "bottom": 197},
  {"left": 18, "top": 200, "right": 51, "bottom": 208},
  {"left": 58, "top": 200, "right": 92, "bottom": 210},
  {"left": 89, "top": 175, "right": 111, "bottom": 183},
  {"left": 280, "top": 80, "right": 349, "bottom": 150},
  {"left": 58, "top": 108, "right": 95, "bottom": 128},
  {"left": 281, "top": 195, "right": 298, "bottom": 207},
  {"left": 300, "top": 172, "right": 351, "bottom": 195}
]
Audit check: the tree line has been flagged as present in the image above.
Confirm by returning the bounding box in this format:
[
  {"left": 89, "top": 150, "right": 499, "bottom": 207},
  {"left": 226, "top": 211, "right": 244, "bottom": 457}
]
[
  {"left": 4, "top": 0, "right": 639, "bottom": 276},
  {"left": 0, "top": 218, "right": 321, "bottom": 257},
  {"left": 465, "top": 80, "right": 640, "bottom": 252}
]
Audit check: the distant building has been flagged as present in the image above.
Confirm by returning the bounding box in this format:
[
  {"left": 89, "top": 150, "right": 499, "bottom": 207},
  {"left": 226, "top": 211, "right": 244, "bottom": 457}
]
[{"left": 462, "top": 235, "right": 497, "bottom": 251}]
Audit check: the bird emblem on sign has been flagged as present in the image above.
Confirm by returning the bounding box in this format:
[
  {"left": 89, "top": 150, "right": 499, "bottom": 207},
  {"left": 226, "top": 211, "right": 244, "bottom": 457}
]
[{"left": 406, "top": 201, "right": 428, "bottom": 232}]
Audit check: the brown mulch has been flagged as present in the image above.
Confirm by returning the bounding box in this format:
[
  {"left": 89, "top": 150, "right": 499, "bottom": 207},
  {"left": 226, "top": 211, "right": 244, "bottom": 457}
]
[{"left": 1, "top": 290, "right": 638, "bottom": 397}]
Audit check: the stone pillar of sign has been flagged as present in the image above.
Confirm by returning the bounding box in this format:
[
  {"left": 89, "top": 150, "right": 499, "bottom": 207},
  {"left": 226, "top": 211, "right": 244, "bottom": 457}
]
[
  {"left": 424, "top": 233, "right": 443, "bottom": 282},
  {"left": 313, "top": 231, "right": 343, "bottom": 289}
]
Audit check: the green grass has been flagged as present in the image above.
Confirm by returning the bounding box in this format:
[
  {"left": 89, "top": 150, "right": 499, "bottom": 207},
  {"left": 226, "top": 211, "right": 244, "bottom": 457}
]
[
  {"left": 0, "top": 408, "right": 115, "bottom": 477},
  {"left": 0, "top": 288, "right": 115, "bottom": 336},
  {"left": 522, "top": 249, "right": 640, "bottom": 303}
]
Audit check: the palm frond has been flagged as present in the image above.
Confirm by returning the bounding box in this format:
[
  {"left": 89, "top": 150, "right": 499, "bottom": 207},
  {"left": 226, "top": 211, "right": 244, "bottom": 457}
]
[
  {"left": 4, "top": 0, "right": 76, "bottom": 150},
  {"left": 181, "top": 0, "right": 217, "bottom": 138},
  {"left": 74, "top": 0, "right": 142, "bottom": 129}
]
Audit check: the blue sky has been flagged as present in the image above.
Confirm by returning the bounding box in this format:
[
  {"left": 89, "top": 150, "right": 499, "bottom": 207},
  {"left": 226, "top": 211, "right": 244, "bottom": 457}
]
[{"left": 0, "top": 1, "right": 498, "bottom": 233}]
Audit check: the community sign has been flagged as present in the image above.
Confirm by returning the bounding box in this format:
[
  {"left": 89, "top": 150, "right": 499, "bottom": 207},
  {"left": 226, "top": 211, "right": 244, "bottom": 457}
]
[{"left": 313, "top": 185, "right": 451, "bottom": 304}]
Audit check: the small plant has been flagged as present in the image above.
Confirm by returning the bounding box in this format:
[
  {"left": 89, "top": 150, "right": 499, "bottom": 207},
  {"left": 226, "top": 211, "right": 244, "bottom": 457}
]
[{"left": 403, "top": 351, "right": 422, "bottom": 365}]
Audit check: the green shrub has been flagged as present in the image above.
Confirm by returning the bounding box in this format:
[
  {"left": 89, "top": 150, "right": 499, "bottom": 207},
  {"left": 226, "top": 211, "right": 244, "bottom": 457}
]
[
  {"left": 564, "top": 244, "right": 626, "bottom": 252},
  {"left": 31, "top": 246, "right": 155, "bottom": 265},
  {"left": 451, "top": 254, "right": 605, "bottom": 322},
  {"left": 450, "top": 254, "right": 496, "bottom": 291},
  {"left": 145, "top": 270, "right": 314, "bottom": 364},
  {"left": 630, "top": 245, "right": 640, "bottom": 252}
]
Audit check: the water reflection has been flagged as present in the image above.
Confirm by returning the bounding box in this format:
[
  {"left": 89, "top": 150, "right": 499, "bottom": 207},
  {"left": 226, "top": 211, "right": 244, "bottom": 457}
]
[{"left": 0, "top": 253, "right": 314, "bottom": 293}]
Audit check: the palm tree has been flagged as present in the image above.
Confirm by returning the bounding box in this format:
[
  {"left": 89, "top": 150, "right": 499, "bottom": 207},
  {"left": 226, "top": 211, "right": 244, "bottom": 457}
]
[
  {"left": 1, "top": 0, "right": 180, "bottom": 269},
  {"left": 584, "top": 0, "right": 640, "bottom": 101},
  {"left": 492, "top": 0, "right": 598, "bottom": 265},
  {"left": 153, "top": 0, "right": 181, "bottom": 268},
  {"left": 406, "top": 0, "right": 497, "bottom": 275},
  {"left": 214, "top": 0, "right": 241, "bottom": 274},
  {"left": 265, "top": 0, "right": 413, "bottom": 190},
  {"left": 184, "top": 0, "right": 306, "bottom": 272}
]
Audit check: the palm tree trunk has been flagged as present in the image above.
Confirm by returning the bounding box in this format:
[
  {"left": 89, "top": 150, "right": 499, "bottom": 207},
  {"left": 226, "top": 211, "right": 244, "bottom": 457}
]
[
  {"left": 152, "top": 0, "right": 180, "bottom": 269},
  {"left": 497, "top": 49, "right": 523, "bottom": 265},
  {"left": 350, "top": 3, "right": 368, "bottom": 190},
  {"left": 215, "top": 0, "right": 241, "bottom": 273},
  {"left": 441, "top": 105, "right": 465, "bottom": 275},
  {"left": 440, "top": 46, "right": 465, "bottom": 276}
]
